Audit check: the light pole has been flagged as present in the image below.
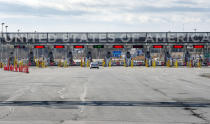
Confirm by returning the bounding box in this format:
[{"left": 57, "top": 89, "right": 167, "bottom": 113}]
[
  {"left": 5, "top": 26, "right": 8, "bottom": 33},
  {"left": 1, "top": 23, "right": 5, "bottom": 61},
  {"left": 1, "top": 23, "right": 5, "bottom": 41},
  {"left": 17, "top": 29, "right": 20, "bottom": 59},
  {"left": 1, "top": 23, "right": 4, "bottom": 33}
]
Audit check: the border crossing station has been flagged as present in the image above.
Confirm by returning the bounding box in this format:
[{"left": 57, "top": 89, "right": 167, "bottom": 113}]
[{"left": 0, "top": 32, "right": 210, "bottom": 71}]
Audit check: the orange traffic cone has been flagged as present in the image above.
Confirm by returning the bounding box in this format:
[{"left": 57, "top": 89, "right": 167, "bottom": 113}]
[
  {"left": 25, "top": 66, "right": 29, "bottom": 73},
  {"left": 19, "top": 66, "right": 22, "bottom": 72},
  {"left": 9, "top": 65, "right": 12, "bottom": 71},
  {"left": 15, "top": 66, "right": 18, "bottom": 72},
  {"left": 12, "top": 65, "right": 14, "bottom": 71},
  {"left": 5, "top": 65, "right": 7, "bottom": 71}
]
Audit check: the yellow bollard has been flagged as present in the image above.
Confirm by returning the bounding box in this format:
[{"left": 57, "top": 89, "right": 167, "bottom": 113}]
[
  {"left": 20, "top": 61, "right": 23, "bottom": 67},
  {"left": 64, "top": 60, "right": 68, "bottom": 68},
  {"left": 152, "top": 59, "right": 156, "bottom": 68},
  {"left": 197, "top": 60, "right": 201, "bottom": 68},
  {"left": 87, "top": 60, "right": 90, "bottom": 67},
  {"left": 175, "top": 60, "right": 178, "bottom": 68},
  {"left": 167, "top": 60, "right": 170, "bottom": 67},
  {"left": 80, "top": 59, "right": 83, "bottom": 67},
  {"left": 124, "top": 59, "right": 126, "bottom": 67},
  {"left": 102, "top": 60, "right": 105, "bottom": 67},
  {"left": 0, "top": 62, "right": 1, "bottom": 68},
  {"left": 109, "top": 60, "right": 111, "bottom": 67},
  {"left": 145, "top": 60, "right": 148, "bottom": 67},
  {"left": 41, "top": 61, "right": 45, "bottom": 68},
  {"left": 131, "top": 59, "right": 134, "bottom": 68},
  {"left": 189, "top": 61, "right": 192, "bottom": 68},
  {"left": 58, "top": 60, "right": 61, "bottom": 67},
  {"left": 36, "top": 60, "right": 39, "bottom": 67}
]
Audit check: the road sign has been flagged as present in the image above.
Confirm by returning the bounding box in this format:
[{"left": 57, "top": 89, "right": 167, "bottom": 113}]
[{"left": 113, "top": 51, "right": 122, "bottom": 57}]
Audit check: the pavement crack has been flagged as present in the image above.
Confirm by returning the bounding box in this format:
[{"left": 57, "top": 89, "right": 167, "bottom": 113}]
[
  {"left": 56, "top": 120, "right": 64, "bottom": 124},
  {"left": 179, "top": 79, "right": 210, "bottom": 88},
  {"left": 0, "top": 107, "right": 14, "bottom": 120},
  {"left": 184, "top": 107, "right": 210, "bottom": 123},
  {"left": 0, "top": 87, "right": 30, "bottom": 120},
  {"left": 140, "top": 79, "right": 169, "bottom": 97}
]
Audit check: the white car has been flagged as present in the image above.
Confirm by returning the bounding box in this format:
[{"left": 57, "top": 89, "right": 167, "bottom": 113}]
[{"left": 90, "top": 62, "right": 99, "bottom": 69}]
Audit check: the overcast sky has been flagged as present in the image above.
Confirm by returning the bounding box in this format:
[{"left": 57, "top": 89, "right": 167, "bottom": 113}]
[{"left": 0, "top": 0, "right": 210, "bottom": 32}]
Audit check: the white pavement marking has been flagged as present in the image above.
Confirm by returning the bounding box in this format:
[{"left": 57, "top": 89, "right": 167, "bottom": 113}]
[
  {"left": 5, "top": 87, "right": 30, "bottom": 102},
  {"left": 80, "top": 81, "right": 88, "bottom": 113},
  {"left": 57, "top": 88, "right": 66, "bottom": 99}
]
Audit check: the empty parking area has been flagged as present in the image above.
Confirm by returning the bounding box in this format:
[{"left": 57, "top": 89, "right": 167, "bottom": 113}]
[{"left": 0, "top": 67, "right": 210, "bottom": 124}]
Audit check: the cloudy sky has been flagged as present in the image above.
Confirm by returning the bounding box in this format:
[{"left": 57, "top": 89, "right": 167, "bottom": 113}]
[{"left": 0, "top": 0, "right": 210, "bottom": 32}]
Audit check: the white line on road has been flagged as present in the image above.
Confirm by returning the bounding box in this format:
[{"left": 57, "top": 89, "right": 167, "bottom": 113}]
[
  {"left": 80, "top": 81, "right": 88, "bottom": 113},
  {"left": 57, "top": 88, "right": 66, "bottom": 99}
]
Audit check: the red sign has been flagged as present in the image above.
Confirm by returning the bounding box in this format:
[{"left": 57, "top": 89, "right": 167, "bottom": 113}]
[
  {"left": 54, "top": 45, "right": 65, "bottom": 48},
  {"left": 153, "top": 45, "right": 163, "bottom": 48},
  {"left": 113, "top": 45, "right": 124, "bottom": 48},
  {"left": 34, "top": 45, "right": 45, "bottom": 48},
  {"left": 173, "top": 45, "right": 184, "bottom": 48},
  {"left": 193, "top": 45, "right": 204, "bottom": 48},
  {"left": 74, "top": 45, "right": 84, "bottom": 49}
]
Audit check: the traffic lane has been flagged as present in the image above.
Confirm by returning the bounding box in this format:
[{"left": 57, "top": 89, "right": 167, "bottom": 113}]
[{"left": 86, "top": 67, "right": 174, "bottom": 102}]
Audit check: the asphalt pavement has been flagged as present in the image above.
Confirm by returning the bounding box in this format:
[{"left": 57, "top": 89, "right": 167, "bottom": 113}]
[{"left": 0, "top": 67, "right": 210, "bottom": 124}]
